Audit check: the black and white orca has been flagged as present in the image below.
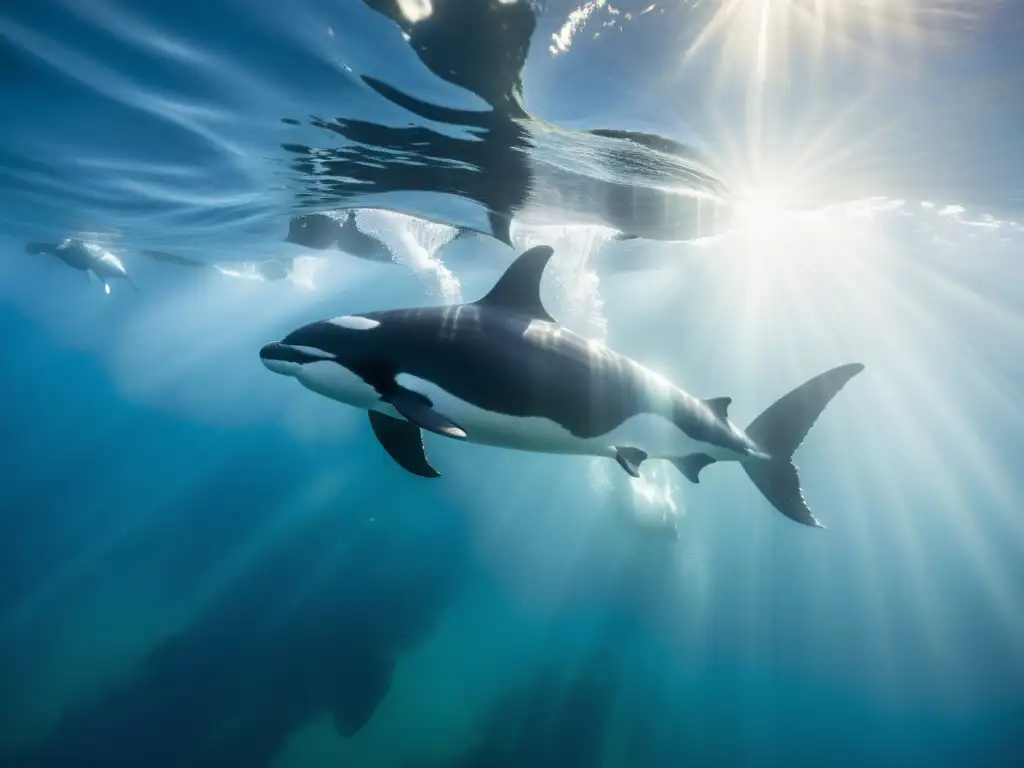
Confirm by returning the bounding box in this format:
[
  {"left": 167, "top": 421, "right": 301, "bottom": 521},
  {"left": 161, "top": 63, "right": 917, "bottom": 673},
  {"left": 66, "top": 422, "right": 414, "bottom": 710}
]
[
  {"left": 260, "top": 246, "right": 864, "bottom": 527},
  {"left": 26, "top": 238, "right": 139, "bottom": 293}
]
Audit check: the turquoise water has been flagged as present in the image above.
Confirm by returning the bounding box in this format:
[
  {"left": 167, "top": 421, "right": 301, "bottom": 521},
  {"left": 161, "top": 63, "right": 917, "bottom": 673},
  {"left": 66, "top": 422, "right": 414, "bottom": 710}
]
[{"left": 1, "top": 1, "right": 1023, "bottom": 766}]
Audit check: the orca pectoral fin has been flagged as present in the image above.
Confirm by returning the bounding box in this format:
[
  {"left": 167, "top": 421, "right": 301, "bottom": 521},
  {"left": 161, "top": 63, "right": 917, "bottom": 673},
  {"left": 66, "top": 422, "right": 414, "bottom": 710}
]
[
  {"left": 383, "top": 386, "right": 467, "bottom": 440},
  {"left": 614, "top": 446, "right": 648, "bottom": 478},
  {"left": 670, "top": 453, "right": 716, "bottom": 484},
  {"left": 488, "top": 210, "right": 514, "bottom": 248},
  {"left": 368, "top": 411, "right": 441, "bottom": 478}
]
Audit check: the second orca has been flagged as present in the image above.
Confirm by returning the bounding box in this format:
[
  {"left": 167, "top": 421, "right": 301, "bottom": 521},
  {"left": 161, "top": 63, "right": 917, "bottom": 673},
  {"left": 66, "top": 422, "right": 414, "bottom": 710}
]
[{"left": 26, "top": 238, "right": 139, "bottom": 294}]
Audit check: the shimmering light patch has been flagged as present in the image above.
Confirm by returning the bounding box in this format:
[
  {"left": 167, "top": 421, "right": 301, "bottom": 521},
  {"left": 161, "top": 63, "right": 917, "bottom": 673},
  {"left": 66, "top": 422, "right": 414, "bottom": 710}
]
[
  {"left": 288, "top": 256, "right": 320, "bottom": 291},
  {"left": 682, "top": 0, "right": 955, "bottom": 84},
  {"left": 328, "top": 315, "right": 380, "bottom": 331},
  {"left": 641, "top": 366, "right": 676, "bottom": 396},
  {"left": 629, "top": 462, "right": 682, "bottom": 525},
  {"left": 551, "top": 0, "right": 655, "bottom": 51},
  {"left": 397, "top": 0, "right": 432, "bottom": 23},
  {"left": 550, "top": 1, "right": 606, "bottom": 55},
  {"left": 732, "top": 184, "right": 791, "bottom": 237}
]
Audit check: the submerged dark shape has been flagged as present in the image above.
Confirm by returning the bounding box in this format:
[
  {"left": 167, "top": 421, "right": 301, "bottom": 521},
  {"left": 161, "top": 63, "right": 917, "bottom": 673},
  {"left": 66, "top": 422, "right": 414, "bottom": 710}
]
[
  {"left": 24, "top": 503, "right": 468, "bottom": 768},
  {"left": 285, "top": 210, "right": 394, "bottom": 262},
  {"left": 279, "top": 0, "right": 733, "bottom": 247},
  {"left": 449, "top": 642, "right": 621, "bottom": 768},
  {"left": 144, "top": 208, "right": 477, "bottom": 278},
  {"left": 26, "top": 238, "right": 138, "bottom": 292},
  {"left": 261, "top": 245, "right": 864, "bottom": 527},
  {"left": 285, "top": 209, "right": 486, "bottom": 258},
  {"left": 360, "top": 0, "right": 534, "bottom": 117},
  {"left": 141, "top": 249, "right": 295, "bottom": 282}
]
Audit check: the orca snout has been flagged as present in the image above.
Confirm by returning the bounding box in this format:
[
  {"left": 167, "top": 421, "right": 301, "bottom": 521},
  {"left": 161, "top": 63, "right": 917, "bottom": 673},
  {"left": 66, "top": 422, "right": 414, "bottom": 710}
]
[
  {"left": 260, "top": 341, "right": 301, "bottom": 377},
  {"left": 259, "top": 341, "right": 282, "bottom": 361},
  {"left": 260, "top": 337, "right": 339, "bottom": 377}
]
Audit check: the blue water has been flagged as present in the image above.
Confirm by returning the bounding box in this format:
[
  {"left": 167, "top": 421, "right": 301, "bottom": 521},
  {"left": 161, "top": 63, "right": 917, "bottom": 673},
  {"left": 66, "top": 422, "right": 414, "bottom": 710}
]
[{"left": 2, "top": 1, "right": 1023, "bottom": 766}]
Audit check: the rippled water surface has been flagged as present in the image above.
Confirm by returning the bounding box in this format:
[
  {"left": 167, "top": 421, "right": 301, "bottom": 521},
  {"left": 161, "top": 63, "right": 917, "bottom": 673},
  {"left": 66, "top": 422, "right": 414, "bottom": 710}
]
[{"left": 1, "top": 1, "right": 1022, "bottom": 766}]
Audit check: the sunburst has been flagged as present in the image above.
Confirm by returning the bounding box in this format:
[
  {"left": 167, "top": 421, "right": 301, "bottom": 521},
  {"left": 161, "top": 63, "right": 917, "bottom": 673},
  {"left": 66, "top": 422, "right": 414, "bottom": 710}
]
[
  {"left": 664, "top": 0, "right": 986, "bottom": 223},
  {"left": 683, "top": 0, "right": 967, "bottom": 86}
]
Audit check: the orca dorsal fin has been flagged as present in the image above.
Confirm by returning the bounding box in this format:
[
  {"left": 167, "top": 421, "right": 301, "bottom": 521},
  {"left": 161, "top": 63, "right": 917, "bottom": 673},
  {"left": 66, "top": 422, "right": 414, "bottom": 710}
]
[
  {"left": 703, "top": 397, "right": 732, "bottom": 420},
  {"left": 473, "top": 245, "right": 556, "bottom": 322}
]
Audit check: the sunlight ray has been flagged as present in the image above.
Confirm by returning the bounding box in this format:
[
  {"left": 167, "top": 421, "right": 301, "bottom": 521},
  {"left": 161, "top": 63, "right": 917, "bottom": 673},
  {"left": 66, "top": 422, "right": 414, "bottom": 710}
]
[{"left": 641, "top": 194, "right": 1024, "bottom": 706}]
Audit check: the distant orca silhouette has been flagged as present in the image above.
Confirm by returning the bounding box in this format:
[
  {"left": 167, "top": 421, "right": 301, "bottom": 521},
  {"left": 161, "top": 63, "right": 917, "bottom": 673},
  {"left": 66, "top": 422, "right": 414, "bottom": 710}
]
[
  {"left": 285, "top": 209, "right": 492, "bottom": 257},
  {"left": 261, "top": 245, "right": 864, "bottom": 527},
  {"left": 141, "top": 249, "right": 295, "bottom": 282},
  {"left": 279, "top": 0, "right": 732, "bottom": 248},
  {"left": 141, "top": 208, "right": 480, "bottom": 281},
  {"left": 26, "top": 239, "right": 139, "bottom": 293},
  {"left": 285, "top": 210, "right": 393, "bottom": 261}
]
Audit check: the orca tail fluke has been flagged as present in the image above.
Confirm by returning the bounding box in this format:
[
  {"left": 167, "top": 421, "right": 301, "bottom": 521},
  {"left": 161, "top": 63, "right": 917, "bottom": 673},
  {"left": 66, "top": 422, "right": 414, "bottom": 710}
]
[{"left": 742, "top": 363, "right": 865, "bottom": 527}]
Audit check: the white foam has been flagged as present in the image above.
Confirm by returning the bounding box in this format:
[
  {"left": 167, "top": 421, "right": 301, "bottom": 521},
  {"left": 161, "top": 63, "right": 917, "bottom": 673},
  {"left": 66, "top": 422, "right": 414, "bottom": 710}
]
[{"left": 350, "top": 208, "right": 462, "bottom": 304}]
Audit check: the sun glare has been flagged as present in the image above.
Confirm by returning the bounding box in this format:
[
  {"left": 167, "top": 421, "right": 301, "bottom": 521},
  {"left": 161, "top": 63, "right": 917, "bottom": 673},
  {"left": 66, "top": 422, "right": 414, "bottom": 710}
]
[
  {"left": 731, "top": 185, "right": 791, "bottom": 237},
  {"left": 683, "top": 0, "right": 953, "bottom": 84}
]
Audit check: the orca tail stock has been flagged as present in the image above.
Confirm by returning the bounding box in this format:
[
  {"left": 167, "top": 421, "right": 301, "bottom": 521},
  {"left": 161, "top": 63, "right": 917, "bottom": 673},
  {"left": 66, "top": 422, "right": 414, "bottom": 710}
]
[{"left": 740, "top": 363, "right": 865, "bottom": 528}]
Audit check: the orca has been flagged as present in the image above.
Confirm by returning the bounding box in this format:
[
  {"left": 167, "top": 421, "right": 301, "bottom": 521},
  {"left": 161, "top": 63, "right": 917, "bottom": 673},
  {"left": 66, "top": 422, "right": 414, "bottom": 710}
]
[
  {"left": 285, "top": 211, "right": 395, "bottom": 261},
  {"left": 285, "top": 209, "right": 489, "bottom": 258},
  {"left": 26, "top": 238, "right": 139, "bottom": 294},
  {"left": 260, "top": 246, "right": 864, "bottom": 526},
  {"left": 141, "top": 248, "right": 296, "bottom": 282}
]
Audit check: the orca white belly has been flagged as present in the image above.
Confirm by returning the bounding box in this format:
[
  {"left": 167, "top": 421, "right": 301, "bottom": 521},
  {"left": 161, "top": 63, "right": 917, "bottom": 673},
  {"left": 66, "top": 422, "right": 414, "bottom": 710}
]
[
  {"left": 395, "top": 375, "right": 714, "bottom": 460},
  {"left": 294, "top": 366, "right": 725, "bottom": 462}
]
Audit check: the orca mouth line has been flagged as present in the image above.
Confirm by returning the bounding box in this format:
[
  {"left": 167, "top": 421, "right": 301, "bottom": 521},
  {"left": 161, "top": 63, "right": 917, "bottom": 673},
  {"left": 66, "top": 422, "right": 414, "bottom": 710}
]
[{"left": 259, "top": 342, "right": 330, "bottom": 366}]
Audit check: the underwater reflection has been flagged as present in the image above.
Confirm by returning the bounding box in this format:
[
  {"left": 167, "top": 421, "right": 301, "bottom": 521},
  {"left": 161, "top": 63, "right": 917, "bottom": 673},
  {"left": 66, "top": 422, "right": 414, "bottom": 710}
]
[{"left": 281, "top": 0, "right": 733, "bottom": 247}]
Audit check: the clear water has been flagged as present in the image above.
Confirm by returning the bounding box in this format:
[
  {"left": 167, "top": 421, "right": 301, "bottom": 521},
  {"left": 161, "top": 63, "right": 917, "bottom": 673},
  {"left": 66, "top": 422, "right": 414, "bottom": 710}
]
[{"left": 1, "top": 1, "right": 1022, "bottom": 766}]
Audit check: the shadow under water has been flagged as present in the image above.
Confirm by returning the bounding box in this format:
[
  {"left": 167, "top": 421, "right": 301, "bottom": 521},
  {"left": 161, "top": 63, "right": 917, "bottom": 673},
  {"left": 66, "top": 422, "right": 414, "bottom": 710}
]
[
  {"left": 21, "top": 499, "right": 470, "bottom": 768},
  {"left": 448, "top": 643, "right": 622, "bottom": 768},
  {"left": 281, "top": 0, "right": 733, "bottom": 247}
]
